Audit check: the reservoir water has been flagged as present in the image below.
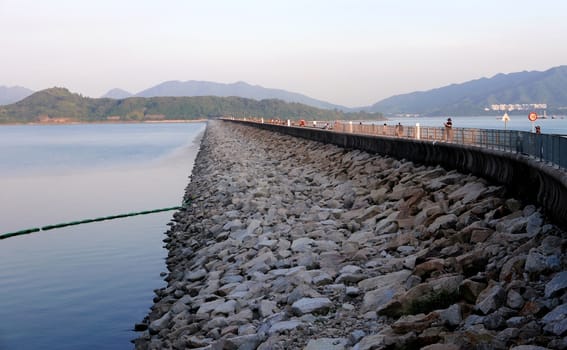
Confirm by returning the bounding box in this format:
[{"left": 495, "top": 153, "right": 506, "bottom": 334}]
[{"left": 0, "top": 122, "right": 206, "bottom": 350}]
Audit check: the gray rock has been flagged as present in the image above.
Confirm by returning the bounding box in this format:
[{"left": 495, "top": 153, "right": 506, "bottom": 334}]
[
  {"left": 313, "top": 272, "right": 333, "bottom": 286},
  {"left": 448, "top": 181, "right": 486, "bottom": 204},
  {"left": 221, "top": 274, "right": 244, "bottom": 284},
  {"left": 545, "top": 271, "right": 567, "bottom": 298},
  {"left": 353, "top": 333, "right": 385, "bottom": 350},
  {"left": 526, "top": 213, "right": 543, "bottom": 236},
  {"left": 540, "top": 235, "right": 562, "bottom": 255},
  {"left": 340, "top": 264, "right": 362, "bottom": 275},
  {"left": 496, "top": 215, "right": 528, "bottom": 234},
  {"left": 360, "top": 278, "right": 410, "bottom": 312},
  {"left": 291, "top": 297, "right": 332, "bottom": 315},
  {"left": 499, "top": 254, "right": 526, "bottom": 282},
  {"left": 171, "top": 301, "right": 189, "bottom": 315},
  {"left": 223, "top": 219, "right": 244, "bottom": 232},
  {"left": 403, "top": 255, "right": 417, "bottom": 270},
  {"left": 421, "top": 345, "right": 460, "bottom": 350},
  {"left": 429, "top": 274, "right": 463, "bottom": 294},
  {"left": 476, "top": 283, "right": 505, "bottom": 315},
  {"left": 349, "top": 330, "right": 366, "bottom": 344},
  {"left": 483, "top": 312, "right": 506, "bottom": 330},
  {"left": 392, "top": 313, "right": 439, "bottom": 333},
  {"left": 212, "top": 299, "right": 237, "bottom": 316},
  {"left": 397, "top": 245, "right": 415, "bottom": 254},
  {"left": 336, "top": 273, "right": 366, "bottom": 284},
  {"left": 246, "top": 219, "right": 262, "bottom": 235},
  {"left": 184, "top": 336, "right": 212, "bottom": 348},
  {"left": 427, "top": 214, "right": 457, "bottom": 232},
  {"left": 185, "top": 268, "right": 207, "bottom": 282},
  {"left": 228, "top": 308, "right": 254, "bottom": 324},
  {"left": 268, "top": 320, "right": 303, "bottom": 334},
  {"left": 525, "top": 248, "right": 548, "bottom": 274},
  {"left": 495, "top": 327, "right": 520, "bottom": 345},
  {"left": 506, "top": 316, "right": 527, "bottom": 328},
  {"left": 346, "top": 286, "right": 360, "bottom": 296},
  {"left": 305, "top": 338, "right": 348, "bottom": 350},
  {"left": 148, "top": 311, "right": 171, "bottom": 335},
  {"left": 437, "top": 304, "right": 462, "bottom": 327},
  {"left": 197, "top": 299, "right": 226, "bottom": 315},
  {"left": 464, "top": 314, "right": 485, "bottom": 328},
  {"left": 506, "top": 289, "right": 525, "bottom": 309},
  {"left": 460, "top": 279, "right": 487, "bottom": 304},
  {"left": 223, "top": 334, "right": 264, "bottom": 350},
  {"left": 258, "top": 239, "right": 278, "bottom": 249},
  {"left": 358, "top": 270, "right": 412, "bottom": 291},
  {"left": 342, "top": 303, "right": 355, "bottom": 311},
  {"left": 291, "top": 237, "right": 315, "bottom": 252},
  {"left": 259, "top": 300, "right": 277, "bottom": 318},
  {"left": 518, "top": 320, "right": 543, "bottom": 341},
  {"left": 542, "top": 303, "right": 567, "bottom": 336}
]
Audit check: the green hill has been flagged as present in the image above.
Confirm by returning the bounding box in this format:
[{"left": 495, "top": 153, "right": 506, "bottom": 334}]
[
  {"left": 0, "top": 87, "right": 383, "bottom": 124},
  {"left": 368, "top": 65, "right": 567, "bottom": 116}
]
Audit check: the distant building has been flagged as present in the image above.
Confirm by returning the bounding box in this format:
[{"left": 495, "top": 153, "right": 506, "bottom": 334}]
[{"left": 489, "top": 103, "right": 547, "bottom": 112}]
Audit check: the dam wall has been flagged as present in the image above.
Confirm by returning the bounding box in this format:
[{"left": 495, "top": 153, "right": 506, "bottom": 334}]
[
  {"left": 135, "top": 120, "right": 567, "bottom": 349},
  {"left": 226, "top": 119, "right": 567, "bottom": 229}
]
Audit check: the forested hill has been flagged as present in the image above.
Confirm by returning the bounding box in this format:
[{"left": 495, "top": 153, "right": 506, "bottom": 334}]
[
  {"left": 367, "top": 65, "right": 567, "bottom": 116},
  {"left": 0, "top": 87, "right": 383, "bottom": 124}
]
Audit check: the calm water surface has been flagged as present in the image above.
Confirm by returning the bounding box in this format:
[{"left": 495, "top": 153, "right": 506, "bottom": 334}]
[{"left": 0, "top": 122, "right": 206, "bottom": 350}]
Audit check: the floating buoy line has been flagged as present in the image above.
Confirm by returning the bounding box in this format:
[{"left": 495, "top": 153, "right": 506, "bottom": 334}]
[{"left": 0, "top": 201, "right": 190, "bottom": 241}]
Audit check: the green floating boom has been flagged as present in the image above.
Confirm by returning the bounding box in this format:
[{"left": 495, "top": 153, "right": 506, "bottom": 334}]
[
  {"left": 0, "top": 227, "right": 41, "bottom": 240},
  {"left": 0, "top": 201, "right": 190, "bottom": 241}
]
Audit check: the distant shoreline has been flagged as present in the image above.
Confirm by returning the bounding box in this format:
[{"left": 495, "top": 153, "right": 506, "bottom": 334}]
[{"left": 0, "top": 119, "right": 208, "bottom": 126}]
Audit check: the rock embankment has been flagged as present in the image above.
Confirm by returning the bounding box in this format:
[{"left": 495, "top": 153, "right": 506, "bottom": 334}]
[{"left": 134, "top": 120, "right": 567, "bottom": 350}]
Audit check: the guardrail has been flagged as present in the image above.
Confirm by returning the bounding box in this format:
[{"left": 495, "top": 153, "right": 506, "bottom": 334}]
[
  {"left": 229, "top": 118, "right": 567, "bottom": 170},
  {"left": 334, "top": 122, "right": 566, "bottom": 170}
]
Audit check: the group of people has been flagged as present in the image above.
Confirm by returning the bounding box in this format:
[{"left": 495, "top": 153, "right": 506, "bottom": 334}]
[
  {"left": 385, "top": 118, "right": 454, "bottom": 141},
  {"left": 305, "top": 117, "right": 542, "bottom": 141}
]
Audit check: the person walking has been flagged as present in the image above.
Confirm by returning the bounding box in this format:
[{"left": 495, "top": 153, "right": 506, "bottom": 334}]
[
  {"left": 395, "top": 122, "right": 404, "bottom": 137},
  {"left": 444, "top": 118, "right": 453, "bottom": 141}
]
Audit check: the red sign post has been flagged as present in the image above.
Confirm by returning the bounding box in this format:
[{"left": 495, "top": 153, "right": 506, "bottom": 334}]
[{"left": 528, "top": 112, "right": 537, "bottom": 132}]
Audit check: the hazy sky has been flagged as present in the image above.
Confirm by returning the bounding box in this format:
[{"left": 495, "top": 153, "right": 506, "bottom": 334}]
[{"left": 1, "top": 0, "right": 566, "bottom": 107}]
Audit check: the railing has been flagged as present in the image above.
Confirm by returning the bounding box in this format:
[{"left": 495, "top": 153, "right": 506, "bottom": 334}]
[{"left": 224, "top": 118, "right": 567, "bottom": 170}]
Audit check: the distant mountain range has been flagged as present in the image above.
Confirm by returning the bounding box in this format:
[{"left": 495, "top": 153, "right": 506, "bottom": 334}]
[
  {"left": 3, "top": 65, "right": 567, "bottom": 115},
  {"left": 101, "top": 80, "right": 349, "bottom": 111},
  {"left": 0, "top": 87, "right": 382, "bottom": 124},
  {"left": 368, "top": 65, "right": 567, "bottom": 116},
  {"left": 0, "top": 86, "right": 34, "bottom": 105},
  {"left": 101, "top": 88, "right": 133, "bottom": 99}
]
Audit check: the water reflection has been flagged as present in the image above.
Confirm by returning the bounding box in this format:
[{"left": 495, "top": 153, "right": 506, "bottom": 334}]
[{"left": 0, "top": 122, "right": 205, "bottom": 350}]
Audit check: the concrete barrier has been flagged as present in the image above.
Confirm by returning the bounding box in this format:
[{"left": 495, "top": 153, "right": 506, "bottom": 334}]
[{"left": 225, "top": 119, "right": 567, "bottom": 229}]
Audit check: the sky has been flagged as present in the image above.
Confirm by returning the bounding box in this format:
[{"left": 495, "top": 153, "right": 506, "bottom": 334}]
[{"left": 1, "top": 0, "right": 567, "bottom": 107}]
